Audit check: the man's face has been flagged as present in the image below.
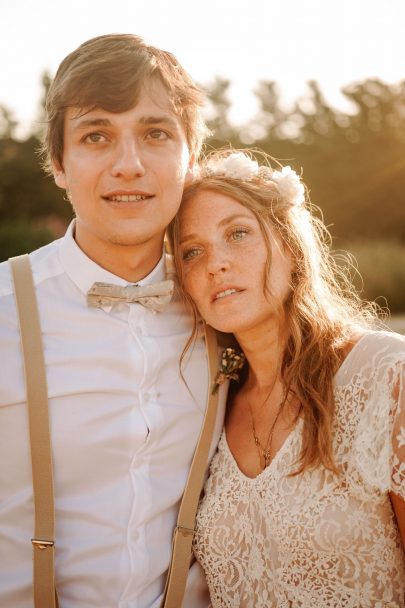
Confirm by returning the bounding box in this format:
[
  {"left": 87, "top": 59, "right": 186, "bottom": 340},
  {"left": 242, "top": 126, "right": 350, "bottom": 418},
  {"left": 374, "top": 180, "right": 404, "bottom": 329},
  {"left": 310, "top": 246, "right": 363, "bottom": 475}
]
[{"left": 53, "top": 81, "right": 194, "bottom": 263}]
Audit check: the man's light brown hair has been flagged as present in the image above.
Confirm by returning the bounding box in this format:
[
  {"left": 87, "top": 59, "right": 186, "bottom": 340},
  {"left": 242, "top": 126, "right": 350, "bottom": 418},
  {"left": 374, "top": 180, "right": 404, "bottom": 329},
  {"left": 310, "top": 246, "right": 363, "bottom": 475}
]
[{"left": 41, "top": 34, "right": 207, "bottom": 173}]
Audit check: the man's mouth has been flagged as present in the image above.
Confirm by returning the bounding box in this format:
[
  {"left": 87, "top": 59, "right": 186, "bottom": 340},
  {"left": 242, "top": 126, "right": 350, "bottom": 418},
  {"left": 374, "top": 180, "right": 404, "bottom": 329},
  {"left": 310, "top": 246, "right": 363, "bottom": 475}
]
[{"left": 106, "top": 194, "right": 151, "bottom": 202}]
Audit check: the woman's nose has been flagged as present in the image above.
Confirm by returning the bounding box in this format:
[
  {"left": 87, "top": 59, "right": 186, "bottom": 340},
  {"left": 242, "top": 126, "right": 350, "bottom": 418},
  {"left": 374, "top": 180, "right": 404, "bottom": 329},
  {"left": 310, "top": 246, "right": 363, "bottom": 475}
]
[{"left": 206, "top": 248, "right": 230, "bottom": 276}]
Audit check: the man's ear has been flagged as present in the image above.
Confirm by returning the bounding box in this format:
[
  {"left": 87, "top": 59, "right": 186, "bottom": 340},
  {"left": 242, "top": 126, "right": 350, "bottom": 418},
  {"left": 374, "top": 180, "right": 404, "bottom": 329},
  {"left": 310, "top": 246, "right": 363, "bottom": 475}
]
[
  {"left": 185, "top": 152, "right": 197, "bottom": 186},
  {"left": 52, "top": 161, "right": 67, "bottom": 190}
]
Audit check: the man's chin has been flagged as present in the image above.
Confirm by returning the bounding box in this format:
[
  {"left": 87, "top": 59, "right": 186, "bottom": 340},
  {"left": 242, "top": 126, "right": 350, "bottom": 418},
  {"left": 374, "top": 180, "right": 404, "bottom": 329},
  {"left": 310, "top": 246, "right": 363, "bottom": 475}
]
[{"left": 107, "top": 231, "right": 164, "bottom": 248}]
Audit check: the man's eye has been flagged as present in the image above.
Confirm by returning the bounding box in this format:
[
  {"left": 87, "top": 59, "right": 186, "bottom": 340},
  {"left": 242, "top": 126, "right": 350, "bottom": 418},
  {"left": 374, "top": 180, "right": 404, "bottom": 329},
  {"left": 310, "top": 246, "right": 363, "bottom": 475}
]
[
  {"left": 183, "top": 247, "right": 201, "bottom": 261},
  {"left": 147, "top": 129, "right": 169, "bottom": 140},
  {"left": 84, "top": 132, "right": 106, "bottom": 143}
]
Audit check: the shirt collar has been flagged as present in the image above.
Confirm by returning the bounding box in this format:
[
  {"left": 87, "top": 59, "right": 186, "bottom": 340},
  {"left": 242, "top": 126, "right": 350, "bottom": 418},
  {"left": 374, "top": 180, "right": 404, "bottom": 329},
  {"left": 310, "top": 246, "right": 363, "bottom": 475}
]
[{"left": 58, "top": 220, "right": 166, "bottom": 297}]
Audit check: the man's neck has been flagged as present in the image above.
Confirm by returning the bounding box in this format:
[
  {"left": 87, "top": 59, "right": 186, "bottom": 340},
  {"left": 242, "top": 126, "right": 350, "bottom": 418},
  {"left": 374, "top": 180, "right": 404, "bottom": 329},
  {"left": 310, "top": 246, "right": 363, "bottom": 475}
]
[{"left": 74, "top": 230, "right": 164, "bottom": 283}]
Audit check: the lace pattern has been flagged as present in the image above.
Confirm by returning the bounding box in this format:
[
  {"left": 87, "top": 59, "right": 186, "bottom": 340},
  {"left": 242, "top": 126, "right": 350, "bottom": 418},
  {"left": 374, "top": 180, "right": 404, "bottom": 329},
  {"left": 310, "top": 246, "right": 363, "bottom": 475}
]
[{"left": 194, "top": 332, "right": 405, "bottom": 607}]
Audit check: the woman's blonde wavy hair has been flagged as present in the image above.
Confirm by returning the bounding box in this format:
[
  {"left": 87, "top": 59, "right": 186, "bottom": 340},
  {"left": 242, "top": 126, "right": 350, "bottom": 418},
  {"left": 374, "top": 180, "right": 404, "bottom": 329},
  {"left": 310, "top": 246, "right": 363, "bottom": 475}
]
[{"left": 167, "top": 149, "right": 381, "bottom": 475}]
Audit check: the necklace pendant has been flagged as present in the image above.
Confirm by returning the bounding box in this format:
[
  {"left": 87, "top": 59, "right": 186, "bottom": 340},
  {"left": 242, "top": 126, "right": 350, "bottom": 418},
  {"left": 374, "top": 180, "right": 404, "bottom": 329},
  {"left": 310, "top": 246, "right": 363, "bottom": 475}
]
[
  {"left": 259, "top": 452, "right": 267, "bottom": 470},
  {"left": 263, "top": 451, "right": 271, "bottom": 469}
]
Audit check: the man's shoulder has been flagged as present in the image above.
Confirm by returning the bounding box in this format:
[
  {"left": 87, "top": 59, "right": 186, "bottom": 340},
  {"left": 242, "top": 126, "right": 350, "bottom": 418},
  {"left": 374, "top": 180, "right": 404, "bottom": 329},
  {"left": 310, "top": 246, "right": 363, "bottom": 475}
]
[{"left": 0, "top": 238, "right": 64, "bottom": 297}]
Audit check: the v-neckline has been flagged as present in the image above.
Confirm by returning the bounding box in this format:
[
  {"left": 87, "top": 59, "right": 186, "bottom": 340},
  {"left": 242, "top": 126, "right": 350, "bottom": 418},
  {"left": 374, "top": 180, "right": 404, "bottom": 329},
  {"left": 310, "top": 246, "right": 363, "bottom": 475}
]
[
  {"left": 220, "top": 333, "right": 376, "bottom": 483},
  {"left": 222, "top": 418, "right": 302, "bottom": 482}
]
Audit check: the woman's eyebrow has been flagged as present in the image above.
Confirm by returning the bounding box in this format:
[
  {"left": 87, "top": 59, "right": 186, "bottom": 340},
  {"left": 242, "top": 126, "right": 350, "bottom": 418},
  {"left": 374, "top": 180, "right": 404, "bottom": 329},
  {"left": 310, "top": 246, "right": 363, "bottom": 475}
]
[{"left": 179, "top": 213, "right": 254, "bottom": 244}]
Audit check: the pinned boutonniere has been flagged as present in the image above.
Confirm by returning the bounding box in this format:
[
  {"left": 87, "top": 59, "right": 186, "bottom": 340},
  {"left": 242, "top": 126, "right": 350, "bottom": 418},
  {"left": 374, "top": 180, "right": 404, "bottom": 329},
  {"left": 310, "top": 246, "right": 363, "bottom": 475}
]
[{"left": 212, "top": 347, "right": 246, "bottom": 394}]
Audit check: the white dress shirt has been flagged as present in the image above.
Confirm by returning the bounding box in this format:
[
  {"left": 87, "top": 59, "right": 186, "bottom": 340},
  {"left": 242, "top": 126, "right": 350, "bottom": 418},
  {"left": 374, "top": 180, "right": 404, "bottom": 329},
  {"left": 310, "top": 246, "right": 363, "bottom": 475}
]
[{"left": 0, "top": 222, "right": 225, "bottom": 608}]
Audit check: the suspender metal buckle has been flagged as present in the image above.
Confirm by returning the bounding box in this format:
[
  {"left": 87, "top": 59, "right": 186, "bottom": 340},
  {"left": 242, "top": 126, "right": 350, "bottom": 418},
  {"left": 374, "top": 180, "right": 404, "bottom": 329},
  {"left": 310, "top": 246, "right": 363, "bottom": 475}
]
[
  {"left": 174, "top": 525, "right": 195, "bottom": 538},
  {"left": 31, "top": 538, "right": 55, "bottom": 550}
]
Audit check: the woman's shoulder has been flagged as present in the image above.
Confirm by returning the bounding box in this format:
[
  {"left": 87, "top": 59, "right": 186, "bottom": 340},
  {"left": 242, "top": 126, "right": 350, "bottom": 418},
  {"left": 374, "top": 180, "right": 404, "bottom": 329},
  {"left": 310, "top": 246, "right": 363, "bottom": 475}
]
[
  {"left": 356, "top": 329, "right": 405, "bottom": 355},
  {"left": 336, "top": 330, "right": 405, "bottom": 384},
  {"left": 334, "top": 330, "right": 405, "bottom": 496}
]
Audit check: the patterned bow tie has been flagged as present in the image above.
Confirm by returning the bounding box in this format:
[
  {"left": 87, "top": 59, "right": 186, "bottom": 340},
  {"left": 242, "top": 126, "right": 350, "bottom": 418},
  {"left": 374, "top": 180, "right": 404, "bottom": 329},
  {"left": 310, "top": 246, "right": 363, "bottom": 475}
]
[{"left": 87, "top": 280, "right": 174, "bottom": 313}]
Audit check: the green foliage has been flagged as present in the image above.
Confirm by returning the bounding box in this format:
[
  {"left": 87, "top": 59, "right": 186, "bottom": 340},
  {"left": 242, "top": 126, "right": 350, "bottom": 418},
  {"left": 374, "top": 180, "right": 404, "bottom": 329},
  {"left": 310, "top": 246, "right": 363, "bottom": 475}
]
[
  {"left": 0, "top": 73, "right": 404, "bottom": 311},
  {"left": 0, "top": 105, "right": 18, "bottom": 139},
  {"left": 205, "top": 77, "right": 405, "bottom": 244},
  {"left": 340, "top": 240, "right": 405, "bottom": 314},
  {"left": 201, "top": 76, "right": 235, "bottom": 145},
  {"left": 0, "top": 220, "right": 54, "bottom": 261},
  {"left": 0, "top": 136, "right": 69, "bottom": 223}
]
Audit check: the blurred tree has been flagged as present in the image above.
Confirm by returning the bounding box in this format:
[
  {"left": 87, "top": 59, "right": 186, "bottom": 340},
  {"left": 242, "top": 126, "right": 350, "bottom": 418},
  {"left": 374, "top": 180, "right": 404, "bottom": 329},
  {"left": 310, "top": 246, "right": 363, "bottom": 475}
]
[
  {"left": 0, "top": 69, "right": 69, "bottom": 239},
  {"left": 293, "top": 81, "right": 344, "bottom": 143},
  {"left": 31, "top": 70, "right": 53, "bottom": 139},
  {"left": 251, "top": 81, "right": 288, "bottom": 140},
  {"left": 0, "top": 73, "right": 404, "bottom": 310},
  {"left": 0, "top": 135, "right": 70, "bottom": 223},
  {"left": 342, "top": 79, "right": 405, "bottom": 142},
  {"left": 203, "top": 77, "right": 237, "bottom": 146},
  {"left": 0, "top": 105, "right": 18, "bottom": 139},
  {"left": 246, "top": 77, "right": 405, "bottom": 243},
  {"left": 0, "top": 220, "right": 55, "bottom": 260}
]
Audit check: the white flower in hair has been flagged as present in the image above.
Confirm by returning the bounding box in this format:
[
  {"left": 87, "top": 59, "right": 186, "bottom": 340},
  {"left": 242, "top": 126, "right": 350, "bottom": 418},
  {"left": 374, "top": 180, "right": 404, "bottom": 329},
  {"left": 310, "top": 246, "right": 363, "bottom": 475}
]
[
  {"left": 223, "top": 153, "right": 259, "bottom": 180},
  {"left": 205, "top": 158, "right": 226, "bottom": 176},
  {"left": 204, "top": 152, "right": 305, "bottom": 207},
  {"left": 207, "top": 152, "right": 259, "bottom": 181},
  {"left": 271, "top": 165, "right": 305, "bottom": 206}
]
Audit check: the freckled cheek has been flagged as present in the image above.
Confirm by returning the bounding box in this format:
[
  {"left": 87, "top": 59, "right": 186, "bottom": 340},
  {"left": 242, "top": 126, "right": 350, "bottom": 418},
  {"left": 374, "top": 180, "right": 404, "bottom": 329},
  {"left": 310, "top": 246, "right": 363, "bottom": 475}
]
[
  {"left": 182, "top": 271, "right": 197, "bottom": 299},
  {"left": 183, "top": 270, "right": 206, "bottom": 307}
]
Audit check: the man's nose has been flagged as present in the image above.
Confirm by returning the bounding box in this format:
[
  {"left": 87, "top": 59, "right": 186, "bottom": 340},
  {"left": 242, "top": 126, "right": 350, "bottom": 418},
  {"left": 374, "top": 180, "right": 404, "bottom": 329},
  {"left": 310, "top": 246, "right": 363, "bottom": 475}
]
[{"left": 111, "top": 139, "right": 146, "bottom": 178}]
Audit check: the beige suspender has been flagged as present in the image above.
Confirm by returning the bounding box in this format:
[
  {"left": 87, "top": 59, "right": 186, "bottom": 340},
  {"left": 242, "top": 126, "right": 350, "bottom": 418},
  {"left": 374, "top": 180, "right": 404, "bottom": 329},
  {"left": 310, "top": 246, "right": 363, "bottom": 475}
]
[
  {"left": 10, "top": 254, "right": 57, "bottom": 608},
  {"left": 161, "top": 323, "right": 219, "bottom": 607},
  {"left": 10, "top": 253, "right": 219, "bottom": 608}
]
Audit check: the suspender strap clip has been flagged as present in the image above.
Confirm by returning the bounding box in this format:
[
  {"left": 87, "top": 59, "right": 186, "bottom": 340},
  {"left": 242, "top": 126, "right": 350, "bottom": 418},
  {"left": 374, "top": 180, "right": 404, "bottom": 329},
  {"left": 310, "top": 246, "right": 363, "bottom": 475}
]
[
  {"left": 174, "top": 525, "right": 195, "bottom": 539},
  {"left": 31, "top": 539, "right": 55, "bottom": 550}
]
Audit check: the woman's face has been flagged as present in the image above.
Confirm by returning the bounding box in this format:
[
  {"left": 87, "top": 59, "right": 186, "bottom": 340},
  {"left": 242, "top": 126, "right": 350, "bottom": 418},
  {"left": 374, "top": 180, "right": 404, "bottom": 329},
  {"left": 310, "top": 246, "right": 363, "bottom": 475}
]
[{"left": 177, "top": 189, "right": 293, "bottom": 336}]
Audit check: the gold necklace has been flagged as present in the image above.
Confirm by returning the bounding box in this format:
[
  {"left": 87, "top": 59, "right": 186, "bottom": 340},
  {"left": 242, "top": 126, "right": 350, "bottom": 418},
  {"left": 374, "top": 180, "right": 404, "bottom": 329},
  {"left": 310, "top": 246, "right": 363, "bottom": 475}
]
[{"left": 248, "top": 388, "right": 288, "bottom": 470}]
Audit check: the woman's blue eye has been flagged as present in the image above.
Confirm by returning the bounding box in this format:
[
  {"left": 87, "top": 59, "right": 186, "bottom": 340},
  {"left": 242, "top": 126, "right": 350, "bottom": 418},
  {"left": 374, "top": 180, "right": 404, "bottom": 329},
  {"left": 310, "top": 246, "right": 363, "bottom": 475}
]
[
  {"left": 183, "top": 248, "right": 201, "bottom": 261},
  {"left": 231, "top": 229, "right": 248, "bottom": 241}
]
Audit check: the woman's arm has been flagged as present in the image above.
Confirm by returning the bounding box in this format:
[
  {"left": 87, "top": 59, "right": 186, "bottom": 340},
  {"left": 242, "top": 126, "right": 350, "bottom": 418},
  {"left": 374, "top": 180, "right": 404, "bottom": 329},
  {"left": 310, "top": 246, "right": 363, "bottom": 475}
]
[
  {"left": 390, "top": 491, "right": 405, "bottom": 550},
  {"left": 390, "top": 350, "right": 405, "bottom": 550}
]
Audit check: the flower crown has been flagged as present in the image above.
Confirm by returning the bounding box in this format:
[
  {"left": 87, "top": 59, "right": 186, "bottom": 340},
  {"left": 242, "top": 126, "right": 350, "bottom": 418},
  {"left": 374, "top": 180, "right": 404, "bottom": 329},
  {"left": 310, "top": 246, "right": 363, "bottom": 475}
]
[{"left": 204, "top": 152, "right": 305, "bottom": 207}]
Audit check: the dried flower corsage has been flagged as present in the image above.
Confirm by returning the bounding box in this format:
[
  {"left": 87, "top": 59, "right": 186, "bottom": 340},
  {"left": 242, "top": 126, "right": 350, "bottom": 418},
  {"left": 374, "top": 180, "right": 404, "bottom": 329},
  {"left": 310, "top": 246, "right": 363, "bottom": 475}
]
[{"left": 212, "top": 347, "right": 246, "bottom": 394}]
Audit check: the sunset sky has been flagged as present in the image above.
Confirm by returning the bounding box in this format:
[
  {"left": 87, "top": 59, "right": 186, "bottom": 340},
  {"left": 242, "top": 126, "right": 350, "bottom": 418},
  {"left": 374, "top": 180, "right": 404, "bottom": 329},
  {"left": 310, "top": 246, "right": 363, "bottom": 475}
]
[{"left": 2, "top": 0, "right": 404, "bottom": 137}]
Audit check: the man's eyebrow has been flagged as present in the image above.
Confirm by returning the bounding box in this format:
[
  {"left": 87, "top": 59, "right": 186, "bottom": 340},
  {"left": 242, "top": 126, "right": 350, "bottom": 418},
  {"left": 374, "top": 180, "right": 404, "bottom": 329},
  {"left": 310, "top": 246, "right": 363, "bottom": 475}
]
[
  {"left": 71, "top": 117, "right": 111, "bottom": 129},
  {"left": 180, "top": 213, "right": 255, "bottom": 244},
  {"left": 139, "top": 115, "right": 180, "bottom": 129},
  {"left": 70, "top": 115, "right": 180, "bottom": 130}
]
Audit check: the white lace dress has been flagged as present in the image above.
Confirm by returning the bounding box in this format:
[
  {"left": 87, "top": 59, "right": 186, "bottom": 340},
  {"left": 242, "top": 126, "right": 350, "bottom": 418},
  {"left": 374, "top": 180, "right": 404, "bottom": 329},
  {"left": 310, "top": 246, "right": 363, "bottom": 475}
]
[{"left": 194, "top": 331, "right": 405, "bottom": 607}]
